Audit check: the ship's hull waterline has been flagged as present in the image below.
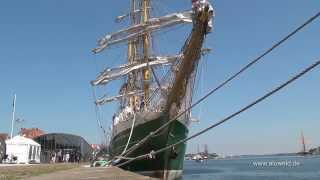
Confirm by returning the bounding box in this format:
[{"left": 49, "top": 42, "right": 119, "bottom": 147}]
[{"left": 110, "top": 115, "right": 188, "bottom": 180}]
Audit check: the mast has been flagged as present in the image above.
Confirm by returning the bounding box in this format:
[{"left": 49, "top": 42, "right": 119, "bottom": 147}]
[
  {"left": 301, "top": 131, "right": 306, "bottom": 153},
  {"left": 142, "top": 0, "right": 150, "bottom": 109},
  {"left": 128, "top": 0, "right": 136, "bottom": 108}
]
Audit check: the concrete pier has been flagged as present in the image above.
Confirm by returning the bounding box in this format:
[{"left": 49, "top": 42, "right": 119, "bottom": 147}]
[{"left": 24, "top": 166, "right": 157, "bottom": 180}]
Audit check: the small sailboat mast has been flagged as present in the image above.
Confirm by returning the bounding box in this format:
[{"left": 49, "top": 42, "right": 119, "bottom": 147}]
[{"left": 301, "top": 131, "right": 307, "bottom": 154}]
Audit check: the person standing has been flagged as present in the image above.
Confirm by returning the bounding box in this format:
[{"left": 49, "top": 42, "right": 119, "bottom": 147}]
[
  {"left": 51, "top": 152, "right": 56, "bottom": 163},
  {"left": 76, "top": 151, "right": 80, "bottom": 163},
  {"left": 57, "top": 149, "right": 62, "bottom": 163},
  {"left": 66, "top": 152, "right": 70, "bottom": 163}
]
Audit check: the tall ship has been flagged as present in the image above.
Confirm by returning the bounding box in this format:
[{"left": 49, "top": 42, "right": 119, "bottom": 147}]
[{"left": 91, "top": 0, "right": 214, "bottom": 179}]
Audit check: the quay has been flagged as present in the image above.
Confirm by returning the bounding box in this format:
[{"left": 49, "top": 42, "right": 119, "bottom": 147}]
[
  {"left": 25, "top": 166, "right": 155, "bottom": 180},
  {"left": 0, "top": 164, "right": 156, "bottom": 180}
]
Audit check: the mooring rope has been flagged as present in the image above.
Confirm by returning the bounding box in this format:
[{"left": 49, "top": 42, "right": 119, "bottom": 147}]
[{"left": 121, "top": 113, "right": 136, "bottom": 155}]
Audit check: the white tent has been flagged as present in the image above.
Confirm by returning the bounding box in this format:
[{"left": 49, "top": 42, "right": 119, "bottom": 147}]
[{"left": 5, "top": 135, "right": 41, "bottom": 164}]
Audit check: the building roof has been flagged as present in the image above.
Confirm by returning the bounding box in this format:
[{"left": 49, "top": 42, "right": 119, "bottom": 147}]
[
  {"left": 34, "top": 133, "right": 91, "bottom": 147},
  {"left": 6, "top": 135, "right": 40, "bottom": 146},
  {"left": 0, "top": 133, "right": 9, "bottom": 141}
]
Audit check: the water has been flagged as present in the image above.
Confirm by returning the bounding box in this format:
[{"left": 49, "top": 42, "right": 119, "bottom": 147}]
[{"left": 183, "top": 155, "right": 320, "bottom": 180}]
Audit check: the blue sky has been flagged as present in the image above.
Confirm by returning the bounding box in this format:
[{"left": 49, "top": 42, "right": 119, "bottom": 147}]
[{"left": 0, "top": 0, "right": 319, "bottom": 155}]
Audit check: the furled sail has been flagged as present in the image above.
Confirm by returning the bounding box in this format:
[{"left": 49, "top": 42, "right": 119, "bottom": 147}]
[
  {"left": 91, "top": 54, "right": 182, "bottom": 86},
  {"left": 93, "top": 11, "right": 193, "bottom": 53},
  {"left": 95, "top": 90, "right": 143, "bottom": 105},
  {"left": 95, "top": 85, "right": 168, "bottom": 105}
]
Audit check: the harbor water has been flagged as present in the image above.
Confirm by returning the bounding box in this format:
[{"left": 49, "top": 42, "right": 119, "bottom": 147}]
[{"left": 183, "top": 155, "right": 320, "bottom": 180}]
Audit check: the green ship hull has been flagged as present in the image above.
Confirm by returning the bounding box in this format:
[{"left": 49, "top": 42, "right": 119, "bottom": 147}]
[{"left": 110, "top": 114, "right": 188, "bottom": 179}]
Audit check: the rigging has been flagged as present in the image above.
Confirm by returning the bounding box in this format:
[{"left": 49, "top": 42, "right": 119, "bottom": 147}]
[{"left": 116, "top": 10, "right": 320, "bottom": 159}]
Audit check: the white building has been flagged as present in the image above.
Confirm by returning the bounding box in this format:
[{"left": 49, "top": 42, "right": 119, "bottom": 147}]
[{"left": 5, "top": 135, "right": 41, "bottom": 164}]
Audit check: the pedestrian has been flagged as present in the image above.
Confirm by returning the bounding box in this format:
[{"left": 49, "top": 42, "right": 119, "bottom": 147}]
[
  {"left": 51, "top": 152, "right": 56, "bottom": 163},
  {"left": 57, "top": 149, "right": 62, "bottom": 162},
  {"left": 66, "top": 152, "right": 70, "bottom": 163}
]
